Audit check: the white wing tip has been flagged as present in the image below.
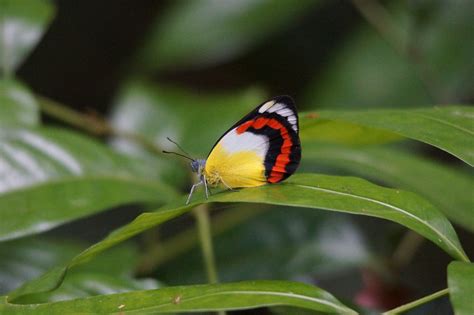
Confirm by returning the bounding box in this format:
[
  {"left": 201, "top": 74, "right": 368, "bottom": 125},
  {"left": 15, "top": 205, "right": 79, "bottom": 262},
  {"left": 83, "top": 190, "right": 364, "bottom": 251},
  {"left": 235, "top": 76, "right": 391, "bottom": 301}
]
[{"left": 258, "top": 100, "right": 275, "bottom": 113}]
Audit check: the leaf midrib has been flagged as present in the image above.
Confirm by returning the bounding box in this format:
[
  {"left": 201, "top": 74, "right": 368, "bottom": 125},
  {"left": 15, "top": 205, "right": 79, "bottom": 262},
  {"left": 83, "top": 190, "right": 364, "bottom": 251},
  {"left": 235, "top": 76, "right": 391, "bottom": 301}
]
[
  {"left": 119, "top": 290, "right": 356, "bottom": 315},
  {"left": 412, "top": 112, "right": 474, "bottom": 136},
  {"left": 294, "top": 184, "right": 469, "bottom": 262}
]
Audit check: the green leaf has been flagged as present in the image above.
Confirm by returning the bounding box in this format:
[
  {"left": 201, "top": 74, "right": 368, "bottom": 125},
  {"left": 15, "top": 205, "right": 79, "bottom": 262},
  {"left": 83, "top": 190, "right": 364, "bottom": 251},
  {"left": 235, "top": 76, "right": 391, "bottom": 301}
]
[
  {"left": 0, "top": 238, "right": 79, "bottom": 294},
  {"left": 28, "top": 257, "right": 161, "bottom": 303},
  {"left": 110, "top": 80, "right": 265, "bottom": 156},
  {"left": 0, "top": 238, "right": 159, "bottom": 303},
  {"left": 136, "top": 0, "right": 320, "bottom": 69},
  {"left": 0, "top": 0, "right": 55, "bottom": 75},
  {"left": 308, "top": 106, "right": 474, "bottom": 166},
  {"left": 159, "top": 209, "right": 369, "bottom": 284},
  {"left": 299, "top": 116, "right": 402, "bottom": 145},
  {"left": 272, "top": 305, "right": 329, "bottom": 315},
  {"left": 0, "top": 127, "right": 178, "bottom": 241},
  {"left": 303, "top": 2, "right": 474, "bottom": 108},
  {"left": 209, "top": 174, "right": 468, "bottom": 261},
  {"left": 413, "top": 2, "right": 474, "bottom": 102},
  {"left": 3, "top": 280, "right": 357, "bottom": 315},
  {"left": 448, "top": 262, "right": 474, "bottom": 315},
  {"left": 302, "top": 143, "right": 474, "bottom": 232},
  {"left": 37, "top": 272, "right": 160, "bottom": 303},
  {"left": 0, "top": 238, "right": 150, "bottom": 295},
  {"left": 8, "top": 173, "right": 467, "bottom": 302},
  {"left": 0, "top": 79, "right": 38, "bottom": 126}
]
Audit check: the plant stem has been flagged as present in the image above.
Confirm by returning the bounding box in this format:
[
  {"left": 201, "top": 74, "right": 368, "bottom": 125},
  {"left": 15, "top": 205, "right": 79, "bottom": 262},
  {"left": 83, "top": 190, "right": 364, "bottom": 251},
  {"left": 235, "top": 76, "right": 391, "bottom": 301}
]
[
  {"left": 193, "top": 204, "right": 219, "bottom": 284},
  {"left": 382, "top": 288, "right": 449, "bottom": 315},
  {"left": 136, "top": 205, "right": 267, "bottom": 275},
  {"left": 38, "top": 95, "right": 112, "bottom": 134},
  {"left": 391, "top": 230, "right": 425, "bottom": 270},
  {"left": 193, "top": 204, "right": 226, "bottom": 315},
  {"left": 38, "top": 95, "right": 163, "bottom": 156}
]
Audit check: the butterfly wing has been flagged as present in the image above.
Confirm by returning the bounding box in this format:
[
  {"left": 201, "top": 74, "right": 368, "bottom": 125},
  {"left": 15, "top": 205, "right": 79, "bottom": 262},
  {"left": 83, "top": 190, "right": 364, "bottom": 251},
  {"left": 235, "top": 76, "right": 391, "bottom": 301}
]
[{"left": 204, "top": 95, "right": 301, "bottom": 188}]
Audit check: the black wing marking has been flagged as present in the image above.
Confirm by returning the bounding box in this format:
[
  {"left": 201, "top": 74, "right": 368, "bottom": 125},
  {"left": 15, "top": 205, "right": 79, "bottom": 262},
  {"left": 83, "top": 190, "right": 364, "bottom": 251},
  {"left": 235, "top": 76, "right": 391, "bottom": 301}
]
[{"left": 207, "top": 95, "right": 299, "bottom": 157}]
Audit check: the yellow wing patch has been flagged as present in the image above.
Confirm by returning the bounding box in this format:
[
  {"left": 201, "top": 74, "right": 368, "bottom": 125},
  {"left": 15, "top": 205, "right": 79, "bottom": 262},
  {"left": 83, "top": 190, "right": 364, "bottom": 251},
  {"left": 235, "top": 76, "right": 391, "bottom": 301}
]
[{"left": 204, "top": 143, "right": 266, "bottom": 188}]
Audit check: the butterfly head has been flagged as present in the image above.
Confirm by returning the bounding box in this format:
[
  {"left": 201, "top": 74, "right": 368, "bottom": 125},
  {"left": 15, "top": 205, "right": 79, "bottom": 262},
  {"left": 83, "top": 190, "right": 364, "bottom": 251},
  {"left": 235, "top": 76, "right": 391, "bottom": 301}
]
[{"left": 190, "top": 159, "right": 206, "bottom": 176}]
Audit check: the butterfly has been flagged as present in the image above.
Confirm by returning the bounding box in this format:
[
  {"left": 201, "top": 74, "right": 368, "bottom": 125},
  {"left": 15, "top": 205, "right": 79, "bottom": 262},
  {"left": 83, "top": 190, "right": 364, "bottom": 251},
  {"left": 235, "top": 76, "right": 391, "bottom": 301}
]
[{"left": 165, "top": 96, "right": 301, "bottom": 204}]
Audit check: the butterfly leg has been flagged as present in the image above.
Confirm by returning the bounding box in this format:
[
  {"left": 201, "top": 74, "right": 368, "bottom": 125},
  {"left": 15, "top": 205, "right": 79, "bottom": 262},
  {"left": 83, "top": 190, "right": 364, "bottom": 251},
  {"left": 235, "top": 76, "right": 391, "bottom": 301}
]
[
  {"left": 220, "top": 177, "right": 234, "bottom": 191},
  {"left": 202, "top": 175, "right": 210, "bottom": 199},
  {"left": 186, "top": 180, "right": 203, "bottom": 205}
]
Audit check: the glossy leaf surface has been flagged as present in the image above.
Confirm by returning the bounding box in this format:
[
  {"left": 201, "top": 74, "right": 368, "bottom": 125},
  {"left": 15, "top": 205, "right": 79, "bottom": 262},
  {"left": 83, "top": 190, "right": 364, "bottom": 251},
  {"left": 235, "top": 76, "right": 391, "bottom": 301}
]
[
  {"left": 0, "top": 128, "right": 177, "bottom": 241},
  {"left": 299, "top": 116, "right": 402, "bottom": 145},
  {"left": 0, "top": 238, "right": 158, "bottom": 300},
  {"left": 8, "top": 174, "right": 466, "bottom": 302},
  {"left": 3, "top": 281, "right": 356, "bottom": 315},
  {"left": 302, "top": 143, "right": 474, "bottom": 231},
  {"left": 310, "top": 106, "right": 474, "bottom": 165}
]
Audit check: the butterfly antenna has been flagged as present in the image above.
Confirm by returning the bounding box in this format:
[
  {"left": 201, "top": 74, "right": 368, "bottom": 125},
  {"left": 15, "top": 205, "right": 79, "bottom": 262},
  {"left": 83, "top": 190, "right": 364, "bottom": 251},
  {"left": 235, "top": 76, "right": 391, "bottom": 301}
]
[
  {"left": 162, "top": 150, "right": 195, "bottom": 161},
  {"left": 166, "top": 137, "right": 195, "bottom": 160}
]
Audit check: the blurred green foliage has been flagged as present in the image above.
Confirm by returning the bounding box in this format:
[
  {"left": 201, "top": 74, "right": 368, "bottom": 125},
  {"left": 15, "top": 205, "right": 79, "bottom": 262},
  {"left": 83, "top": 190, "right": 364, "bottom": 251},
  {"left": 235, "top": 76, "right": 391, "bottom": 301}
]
[
  {"left": 0, "top": 0, "right": 473, "bottom": 314},
  {"left": 136, "top": 0, "right": 320, "bottom": 70},
  {"left": 448, "top": 262, "right": 474, "bottom": 315},
  {"left": 158, "top": 208, "right": 369, "bottom": 284},
  {"left": 0, "top": 0, "right": 54, "bottom": 75},
  {"left": 0, "top": 79, "right": 38, "bottom": 126},
  {"left": 0, "top": 238, "right": 159, "bottom": 302},
  {"left": 304, "top": 1, "right": 474, "bottom": 108}
]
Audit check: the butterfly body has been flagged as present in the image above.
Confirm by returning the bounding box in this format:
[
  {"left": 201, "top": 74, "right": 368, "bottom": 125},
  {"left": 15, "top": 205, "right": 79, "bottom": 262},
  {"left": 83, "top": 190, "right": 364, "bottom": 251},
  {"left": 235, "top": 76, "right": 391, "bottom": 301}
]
[{"left": 186, "top": 95, "right": 301, "bottom": 204}]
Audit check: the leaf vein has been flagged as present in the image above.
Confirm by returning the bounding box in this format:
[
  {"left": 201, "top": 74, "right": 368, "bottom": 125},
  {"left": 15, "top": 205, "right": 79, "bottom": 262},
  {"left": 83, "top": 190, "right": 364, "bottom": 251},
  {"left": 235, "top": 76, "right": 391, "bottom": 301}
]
[
  {"left": 412, "top": 112, "right": 474, "bottom": 135},
  {"left": 294, "top": 184, "right": 468, "bottom": 262}
]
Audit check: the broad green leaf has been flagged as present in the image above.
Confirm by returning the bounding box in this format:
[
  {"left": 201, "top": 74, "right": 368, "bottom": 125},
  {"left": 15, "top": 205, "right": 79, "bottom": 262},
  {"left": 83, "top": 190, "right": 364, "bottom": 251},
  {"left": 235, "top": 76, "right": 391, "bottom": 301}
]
[
  {"left": 272, "top": 306, "right": 328, "bottom": 315},
  {"left": 448, "top": 262, "right": 474, "bottom": 315},
  {"left": 35, "top": 272, "right": 160, "bottom": 303},
  {"left": 208, "top": 174, "right": 468, "bottom": 261},
  {"left": 110, "top": 80, "right": 265, "bottom": 156},
  {"left": 0, "top": 0, "right": 55, "bottom": 75},
  {"left": 307, "top": 106, "right": 474, "bottom": 166},
  {"left": 0, "top": 238, "right": 80, "bottom": 294},
  {"left": 159, "top": 209, "right": 369, "bottom": 284},
  {"left": 0, "top": 238, "right": 149, "bottom": 292},
  {"left": 8, "top": 174, "right": 467, "bottom": 302},
  {"left": 299, "top": 116, "right": 402, "bottom": 145},
  {"left": 0, "top": 238, "right": 159, "bottom": 302},
  {"left": 136, "top": 0, "right": 319, "bottom": 69},
  {"left": 302, "top": 143, "right": 474, "bottom": 231},
  {"left": 0, "top": 127, "right": 178, "bottom": 241},
  {"left": 0, "top": 79, "right": 38, "bottom": 126},
  {"left": 3, "top": 280, "right": 357, "bottom": 315}
]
